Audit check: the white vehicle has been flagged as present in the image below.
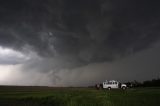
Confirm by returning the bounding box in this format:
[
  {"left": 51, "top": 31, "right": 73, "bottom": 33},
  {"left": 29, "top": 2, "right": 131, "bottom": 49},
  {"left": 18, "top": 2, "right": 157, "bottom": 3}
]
[{"left": 103, "top": 80, "right": 127, "bottom": 90}]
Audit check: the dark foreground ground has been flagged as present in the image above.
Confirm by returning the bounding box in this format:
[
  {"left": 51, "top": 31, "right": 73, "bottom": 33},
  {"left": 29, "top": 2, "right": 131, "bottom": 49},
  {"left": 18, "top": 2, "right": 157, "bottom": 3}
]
[{"left": 0, "top": 86, "right": 160, "bottom": 106}]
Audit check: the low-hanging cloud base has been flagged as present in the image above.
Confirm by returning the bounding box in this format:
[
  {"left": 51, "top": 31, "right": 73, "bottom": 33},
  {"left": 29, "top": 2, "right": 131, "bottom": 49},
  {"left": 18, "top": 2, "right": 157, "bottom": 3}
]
[{"left": 0, "top": 0, "right": 160, "bottom": 86}]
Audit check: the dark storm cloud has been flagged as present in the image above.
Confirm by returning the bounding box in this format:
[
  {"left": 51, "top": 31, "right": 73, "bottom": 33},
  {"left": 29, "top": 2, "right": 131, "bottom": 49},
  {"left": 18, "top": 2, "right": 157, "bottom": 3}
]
[{"left": 0, "top": 0, "right": 160, "bottom": 65}]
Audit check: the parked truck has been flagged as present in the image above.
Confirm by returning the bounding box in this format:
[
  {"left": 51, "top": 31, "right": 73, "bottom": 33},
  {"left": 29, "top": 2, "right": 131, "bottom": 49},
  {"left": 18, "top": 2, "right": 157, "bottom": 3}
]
[{"left": 103, "top": 80, "right": 127, "bottom": 90}]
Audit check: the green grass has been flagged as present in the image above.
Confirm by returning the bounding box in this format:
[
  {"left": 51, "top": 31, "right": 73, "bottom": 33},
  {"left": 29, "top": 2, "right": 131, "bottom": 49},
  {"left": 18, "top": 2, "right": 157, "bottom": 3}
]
[{"left": 0, "top": 86, "right": 160, "bottom": 106}]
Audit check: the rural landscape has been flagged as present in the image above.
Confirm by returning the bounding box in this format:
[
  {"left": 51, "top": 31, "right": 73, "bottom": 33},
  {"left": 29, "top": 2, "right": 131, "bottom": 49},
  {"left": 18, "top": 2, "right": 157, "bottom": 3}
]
[{"left": 0, "top": 0, "right": 160, "bottom": 105}]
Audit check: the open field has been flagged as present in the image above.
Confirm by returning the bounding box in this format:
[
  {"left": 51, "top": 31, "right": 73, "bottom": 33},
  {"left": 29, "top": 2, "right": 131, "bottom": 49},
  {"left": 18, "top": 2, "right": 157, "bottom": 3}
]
[{"left": 0, "top": 86, "right": 160, "bottom": 106}]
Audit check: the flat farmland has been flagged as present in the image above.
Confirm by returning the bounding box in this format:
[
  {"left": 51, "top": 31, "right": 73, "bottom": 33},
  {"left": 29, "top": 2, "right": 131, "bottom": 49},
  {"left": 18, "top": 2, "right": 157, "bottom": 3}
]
[{"left": 0, "top": 86, "right": 160, "bottom": 106}]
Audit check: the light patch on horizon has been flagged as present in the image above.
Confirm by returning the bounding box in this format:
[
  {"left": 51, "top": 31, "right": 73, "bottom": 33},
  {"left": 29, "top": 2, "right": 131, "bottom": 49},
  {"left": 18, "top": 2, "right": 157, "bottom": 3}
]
[
  {"left": 0, "top": 65, "right": 12, "bottom": 81},
  {"left": 0, "top": 64, "right": 22, "bottom": 85},
  {"left": 0, "top": 46, "right": 48, "bottom": 85}
]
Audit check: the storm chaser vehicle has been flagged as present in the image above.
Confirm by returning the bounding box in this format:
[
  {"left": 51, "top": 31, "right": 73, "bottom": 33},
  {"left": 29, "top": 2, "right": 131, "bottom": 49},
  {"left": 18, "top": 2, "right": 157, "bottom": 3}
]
[{"left": 103, "top": 80, "right": 127, "bottom": 90}]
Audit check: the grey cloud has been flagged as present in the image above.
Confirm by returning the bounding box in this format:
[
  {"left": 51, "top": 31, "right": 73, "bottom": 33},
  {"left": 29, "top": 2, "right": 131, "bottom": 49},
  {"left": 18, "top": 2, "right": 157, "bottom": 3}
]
[
  {"left": 0, "top": 0, "right": 160, "bottom": 86},
  {"left": 0, "top": 0, "right": 159, "bottom": 63}
]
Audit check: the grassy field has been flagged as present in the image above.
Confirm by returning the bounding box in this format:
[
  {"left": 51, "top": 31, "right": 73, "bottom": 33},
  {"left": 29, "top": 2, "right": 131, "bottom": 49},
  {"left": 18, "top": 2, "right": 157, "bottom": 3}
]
[{"left": 0, "top": 86, "right": 160, "bottom": 106}]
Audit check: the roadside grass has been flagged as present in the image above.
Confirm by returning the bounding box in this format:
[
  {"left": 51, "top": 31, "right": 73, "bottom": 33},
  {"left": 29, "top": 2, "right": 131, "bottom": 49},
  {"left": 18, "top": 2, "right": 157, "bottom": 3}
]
[{"left": 0, "top": 87, "right": 159, "bottom": 106}]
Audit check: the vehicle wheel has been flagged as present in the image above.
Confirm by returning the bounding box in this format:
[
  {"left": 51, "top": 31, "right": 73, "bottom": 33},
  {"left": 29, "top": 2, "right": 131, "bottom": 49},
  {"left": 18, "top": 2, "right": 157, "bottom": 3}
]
[
  {"left": 122, "top": 87, "right": 126, "bottom": 90},
  {"left": 108, "top": 87, "right": 111, "bottom": 90}
]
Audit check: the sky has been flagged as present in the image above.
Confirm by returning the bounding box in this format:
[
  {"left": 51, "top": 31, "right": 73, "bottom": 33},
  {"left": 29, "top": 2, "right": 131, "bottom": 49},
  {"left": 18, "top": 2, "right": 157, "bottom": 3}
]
[{"left": 0, "top": 0, "right": 160, "bottom": 86}]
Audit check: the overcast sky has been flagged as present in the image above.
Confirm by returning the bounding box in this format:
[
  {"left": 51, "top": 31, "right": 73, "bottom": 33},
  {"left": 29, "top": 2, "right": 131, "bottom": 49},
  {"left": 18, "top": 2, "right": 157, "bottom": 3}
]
[{"left": 0, "top": 0, "right": 160, "bottom": 86}]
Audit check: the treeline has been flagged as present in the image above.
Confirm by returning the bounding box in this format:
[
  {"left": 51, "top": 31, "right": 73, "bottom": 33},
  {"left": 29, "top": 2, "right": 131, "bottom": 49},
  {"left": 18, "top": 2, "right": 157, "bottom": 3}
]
[{"left": 125, "top": 78, "right": 160, "bottom": 87}]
